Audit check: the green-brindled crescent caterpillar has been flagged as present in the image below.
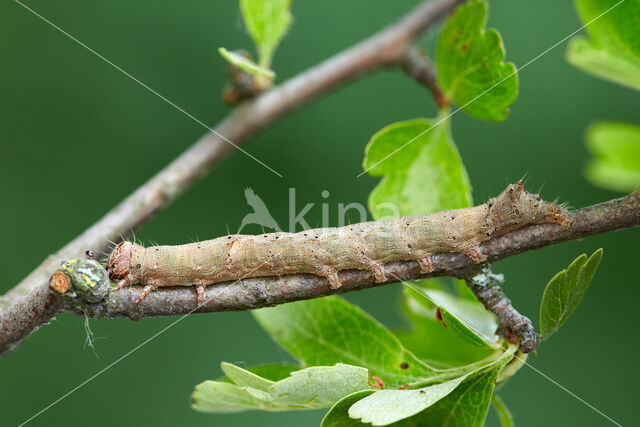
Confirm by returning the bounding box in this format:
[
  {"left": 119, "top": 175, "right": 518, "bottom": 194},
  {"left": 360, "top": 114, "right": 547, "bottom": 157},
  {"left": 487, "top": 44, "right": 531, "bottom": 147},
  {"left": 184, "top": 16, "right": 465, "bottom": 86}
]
[{"left": 106, "top": 182, "right": 571, "bottom": 304}]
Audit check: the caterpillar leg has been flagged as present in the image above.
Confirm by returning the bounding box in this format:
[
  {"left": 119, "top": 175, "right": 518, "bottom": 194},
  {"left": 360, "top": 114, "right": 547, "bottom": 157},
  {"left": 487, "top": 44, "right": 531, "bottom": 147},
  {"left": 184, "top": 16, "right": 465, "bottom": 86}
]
[
  {"left": 196, "top": 284, "right": 206, "bottom": 306},
  {"left": 369, "top": 262, "right": 387, "bottom": 282},
  {"left": 135, "top": 284, "right": 156, "bottom": 303},
  {"left": 320, "top": 266, "right": 342, "bottom": 289},
  {"left": 415, "top": 252, "right": 434, "bottom": 273},
  {"left": 461, "top": 244, "right": 486, "bottom": 264},
  {"left": 113, "top": 275, "right": 133, "bottom": 291}
]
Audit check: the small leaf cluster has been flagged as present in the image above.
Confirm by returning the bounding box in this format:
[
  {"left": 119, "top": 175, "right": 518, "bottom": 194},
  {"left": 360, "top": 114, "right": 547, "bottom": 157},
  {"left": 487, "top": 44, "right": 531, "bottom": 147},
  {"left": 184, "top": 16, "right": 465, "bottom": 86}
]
[
  {"left": 567, "top": 0, "right": 640, "bottom": 192},
  {"left": 219, "top": 0, "right": 292, "bottom": 102}
]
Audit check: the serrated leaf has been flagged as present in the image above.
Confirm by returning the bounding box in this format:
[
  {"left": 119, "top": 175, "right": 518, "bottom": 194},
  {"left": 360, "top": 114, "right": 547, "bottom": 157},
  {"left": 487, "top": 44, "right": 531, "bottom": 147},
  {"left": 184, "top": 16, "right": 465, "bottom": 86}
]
[
  {"left": 253, "top": 296, "right": 439, "bottom": 388},
  {"left": 221, "top": 362, "right": 275, "bottom": 391},
  {"left": 436, "top": 1, "right": 518, "bottom": 121},
  {"left": 269, "top": 364, "right": 370, "bottom": 408},
  {"left": 566, "top": 0, "right": 640, "bottom": 91},
  {"left": 218, "top": 47, "right": 275, "bottom": 78},
  {"left": 584, "top": 121, "right": 640, "bottom": 192},
  {"left": 218, "top": 363, "right": 300, "bottom": 385},
  {"left": 348, "top": 375, "right": 467, "bottom": 426},
  {"left": 363, "top": 118, "right": 472, "bottom": 219},
  {"left": 191, "top": 381, "right": 278, "bottom": 413},
  {"left": 195, "top": 364, "right": 370, "bottom": 413},
  {"left": 540, "top": 249, "right": 603, "bottom": 340},
  {"left": 492, "top": 395, "right": 515, "bottom": 427},
  {"left": 240, "top": 0, "right": 292, "bottom": 68},
  {"left": 322, "top": 390, "right": 376, "bottom": 427}
]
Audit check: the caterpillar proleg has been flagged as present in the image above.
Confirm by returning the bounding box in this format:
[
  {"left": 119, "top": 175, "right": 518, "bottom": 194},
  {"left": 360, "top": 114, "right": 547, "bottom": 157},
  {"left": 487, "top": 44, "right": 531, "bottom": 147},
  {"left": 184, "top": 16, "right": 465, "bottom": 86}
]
[{"left": 106, "top": 182, "right": 571, "bottom": 304}]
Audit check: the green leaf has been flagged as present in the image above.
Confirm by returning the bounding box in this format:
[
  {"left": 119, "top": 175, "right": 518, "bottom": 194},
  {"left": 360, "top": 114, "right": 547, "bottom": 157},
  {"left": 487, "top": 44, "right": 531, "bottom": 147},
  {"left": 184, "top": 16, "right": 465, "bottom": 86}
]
[
  {"left": 218, "top": 47, "right": 275, "bottom": 78},
  {"left": 540, "top": 249, "right": 603, "bottom": 340},
  {"left": 566, "top": 0, "right": 640, "bottom": 91},
  {"left": 348, "top": 375, "right": 468, "bottom": 425},
  {"left": 192, "top": 381, "right": 278, "bottom": 413},
  {"left": 195, "top": 364, "right": 370, "bottom": 413},
  {"left": 363, "top": 118, "right": 472, "bottom": 219},
  {"left": 322, "top": 391, "right": 376, "bottom": 427},
  {"left": 408, "top": 285, "right": 500, "bottom": 349},
  {"left": 253, "top": 296, "right": 440, "bottom": 388},
  {"left": 269, "top": 364, "right": 370, "bottom": 408},
  {"left": 584, "top": 121, "right": 640, "bottom": 192},
  {"left": 492, "top": 395, "right": 515, "bottom": 427},
  {"left": 436, "top": 1, "right": 518, "bottom": 121},
  {"left": 455, "top": 279, "right": 478, "bottom": 301},
  {"left": 396, "top": 286, "right": 493, "bottom": 368},
  {"left": 243, "top": 363, "right": 301, "bottom": 381},
  {"left": 218, "top": 363, "right": 300, "bottom": 385},
  {"left": 221, "top": 362, "right": 275, "bottom": 391},
  {"left": 240, "top": 0, "right": 292, "bottom": 68},
  {"left": 401, "top": 365, "right": 503, "bottom": 427}
]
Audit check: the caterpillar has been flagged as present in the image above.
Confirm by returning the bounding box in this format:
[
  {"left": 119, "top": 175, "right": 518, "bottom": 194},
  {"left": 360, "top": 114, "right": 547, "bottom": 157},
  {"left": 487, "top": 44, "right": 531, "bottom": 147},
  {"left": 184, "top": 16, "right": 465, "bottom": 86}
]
[{"left": 106, "top": 181, "right": 571, "bottom": 304}]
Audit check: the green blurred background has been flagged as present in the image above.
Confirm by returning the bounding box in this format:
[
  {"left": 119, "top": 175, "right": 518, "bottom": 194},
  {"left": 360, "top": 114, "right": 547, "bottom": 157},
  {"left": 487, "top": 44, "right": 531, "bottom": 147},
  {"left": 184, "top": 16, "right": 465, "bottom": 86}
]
[{"left": 1, "top": 0, "right": 638, "bottom": 425}]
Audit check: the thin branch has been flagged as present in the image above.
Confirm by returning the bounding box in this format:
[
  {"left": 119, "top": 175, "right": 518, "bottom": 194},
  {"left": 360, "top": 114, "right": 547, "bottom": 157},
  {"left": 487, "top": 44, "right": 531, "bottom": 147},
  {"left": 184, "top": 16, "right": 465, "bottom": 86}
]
[
  {"left": 70, "top": 192, "right": 640, "bottom": 322},
  {"left": 466, "top": 267, "right": 539, "bottom": 353},
  {"left": 400, "top": 46, "right": 449, "bottom": 109},
  {"left": 0, "top": 0, "right": 467, "bottom": 356}
]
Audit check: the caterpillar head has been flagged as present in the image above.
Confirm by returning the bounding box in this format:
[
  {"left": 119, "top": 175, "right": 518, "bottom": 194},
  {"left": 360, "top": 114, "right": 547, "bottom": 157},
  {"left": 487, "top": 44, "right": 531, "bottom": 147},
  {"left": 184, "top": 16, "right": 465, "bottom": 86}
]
[
  {"left": 106, "top": 241, "right": 140, "bottom": 280},
  {"left": 483, "top": 181, "right": 571, "bottom": 237}
]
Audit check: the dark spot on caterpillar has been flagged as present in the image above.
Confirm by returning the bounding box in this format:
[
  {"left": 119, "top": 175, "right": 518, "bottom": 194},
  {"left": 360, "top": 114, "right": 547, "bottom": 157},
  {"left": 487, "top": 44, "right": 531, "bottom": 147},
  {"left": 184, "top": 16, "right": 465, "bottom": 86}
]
[
  {"left": 227, "top": 236, "right": 232, "bottom": 239},
  {"left": 315, "top": 235, "right": 318, "bottom": 239},
  {"left": 136, "top": 264, "right": 141, "bottom": 269},
  {"left": 488, "top": 202, "right": 494, "bottom": 207},
  {"left": 419, "top": 390, "right": 426, "bottom": 394},
  {"left": 85, "top": 250, "right": 94, "bottom": 259},
  {"left": 275, "top": 236, "right": 279, "bottom": 239},
  {"left": 400, "top": 362, "right": 409, "bottom": 369},
  {"left": 155, "top": 248, "right": 159, "bottom": 251},
  {"left": 452, "top": 236, "right": 456, "bottom": 240},
  {"left": 407, "top": 244, "right": 412, "bottom": 248}
]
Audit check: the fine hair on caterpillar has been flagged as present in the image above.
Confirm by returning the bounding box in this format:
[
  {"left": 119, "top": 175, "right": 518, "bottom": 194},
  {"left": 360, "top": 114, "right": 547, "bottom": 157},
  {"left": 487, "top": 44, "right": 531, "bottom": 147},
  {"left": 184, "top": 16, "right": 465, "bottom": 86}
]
[{"left": 106, "top": 182, "right": 571, "bottom": 305}]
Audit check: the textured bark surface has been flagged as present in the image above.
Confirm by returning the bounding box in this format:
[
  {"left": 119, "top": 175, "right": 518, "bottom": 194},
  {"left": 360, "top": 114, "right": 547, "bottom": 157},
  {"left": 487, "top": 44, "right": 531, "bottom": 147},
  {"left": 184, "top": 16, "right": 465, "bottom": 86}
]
[{"left": 466, "top": 268, "right": 539, "bottom": 353}]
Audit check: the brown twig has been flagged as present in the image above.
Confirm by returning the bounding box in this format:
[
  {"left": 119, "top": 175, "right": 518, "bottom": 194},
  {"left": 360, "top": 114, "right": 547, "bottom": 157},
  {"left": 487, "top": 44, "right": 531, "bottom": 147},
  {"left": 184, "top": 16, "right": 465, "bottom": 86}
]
[
  {"left": 69, "top": 192, "right": 640, "bottom": 323},
  {"left": 0, "top": 0, "right": 467, "bottom": 356},
  {"left": 465, "top": 267, "right": 539, "bottom": 353},
  {"left": 400, "top": 46, "right": 449, "bottom": 109}
]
